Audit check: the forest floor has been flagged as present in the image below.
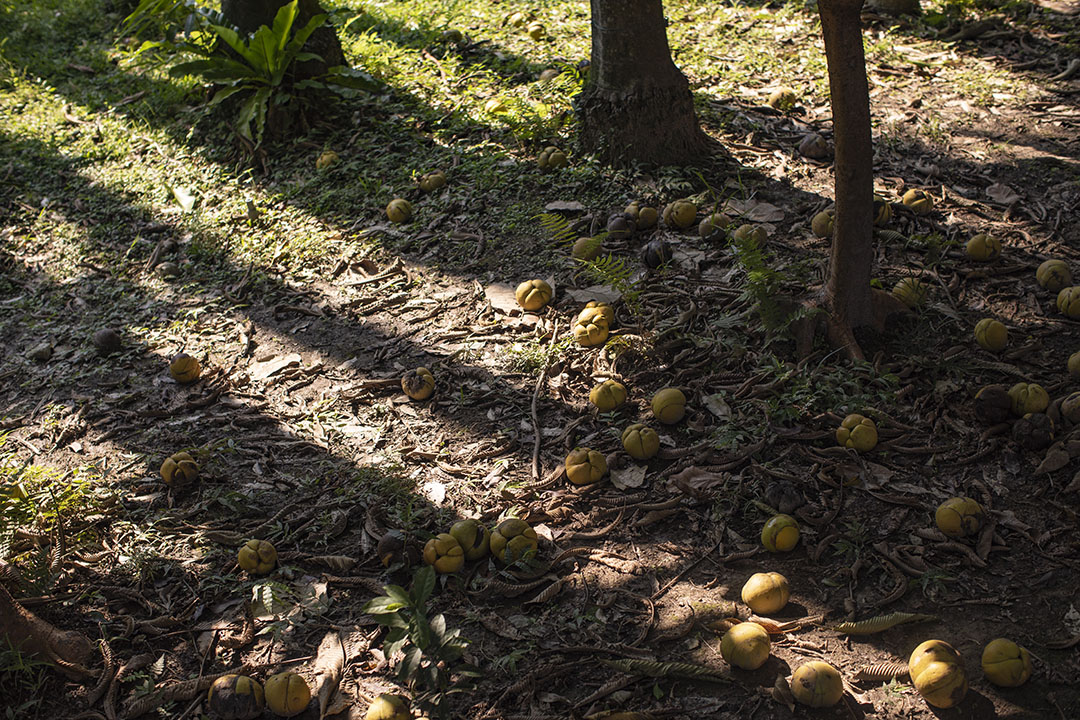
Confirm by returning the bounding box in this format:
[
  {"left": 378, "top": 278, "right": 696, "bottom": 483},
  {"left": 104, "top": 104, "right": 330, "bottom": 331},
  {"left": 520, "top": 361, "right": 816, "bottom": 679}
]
[{"left": 2, "top": 0, "right": 1080, "bottom": 718}]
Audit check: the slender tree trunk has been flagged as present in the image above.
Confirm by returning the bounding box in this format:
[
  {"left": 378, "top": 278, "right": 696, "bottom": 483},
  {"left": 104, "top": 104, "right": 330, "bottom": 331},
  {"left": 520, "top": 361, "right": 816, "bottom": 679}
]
[
  {"left": 820, "top": 0, "right": 874, "bottom": 329},
  {"left": 0, "top": 582, "right": 94, "bottom": 679},
  {"left": 221, "top": 0, "right": 345, "bottom": 72},
  {"left": 578, "top": 0, "right": 708, "bottom": 166}
]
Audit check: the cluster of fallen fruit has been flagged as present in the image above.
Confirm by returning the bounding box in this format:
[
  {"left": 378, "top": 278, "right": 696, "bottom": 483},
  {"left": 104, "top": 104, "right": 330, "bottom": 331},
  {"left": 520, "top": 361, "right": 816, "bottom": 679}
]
[{"left": 151, "top": 162, "right": 1074, "bottom": 717}]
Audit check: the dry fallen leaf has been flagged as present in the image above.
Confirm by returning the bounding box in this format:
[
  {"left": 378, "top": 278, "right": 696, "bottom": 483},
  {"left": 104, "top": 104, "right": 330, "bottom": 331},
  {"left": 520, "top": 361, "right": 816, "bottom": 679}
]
[
  {"left": 986, "top": 183, "right": 1020, "bottom": 205},
  {"left": 669, "top": 467, "right": 726, "bottom": 498},
  {"left": 313, "top": 631, "right": 345, "bottom": 720}
]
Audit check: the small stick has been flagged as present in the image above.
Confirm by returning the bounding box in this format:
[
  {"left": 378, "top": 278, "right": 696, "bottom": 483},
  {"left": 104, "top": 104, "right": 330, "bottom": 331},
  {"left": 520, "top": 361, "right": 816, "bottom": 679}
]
[{"left": 531, "top": 320, "right": 559, "bottom": 480}]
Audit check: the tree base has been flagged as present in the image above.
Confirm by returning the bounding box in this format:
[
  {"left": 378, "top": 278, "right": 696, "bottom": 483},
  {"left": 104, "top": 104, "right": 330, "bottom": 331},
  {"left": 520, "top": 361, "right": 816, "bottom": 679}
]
[
  {"left": 793, "top": 288, "right": 909, "bottom": 360},
  {"left": 577, "top": 85, "right": 713, "bottom": 167},
  {"left": 1, "top": 584, "right": 94, "bottom": 679}
]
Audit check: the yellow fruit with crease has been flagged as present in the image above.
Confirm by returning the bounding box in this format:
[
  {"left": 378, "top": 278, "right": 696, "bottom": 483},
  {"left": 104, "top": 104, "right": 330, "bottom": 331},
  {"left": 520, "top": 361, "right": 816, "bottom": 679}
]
[
  {"left": 791, "top": 661, "right": 844, "bottom": 707},
  {"left": 981, "top": 638, "right": 1032, "bottom": 687},
  {"left": 264, "top": 671, "right": 310, "bottom": 718},
  {"left": 836, "top": 413, "right": 877, "bottom": 452},
  {"left": 721, "top": 622, "right": 771, "bottom": 670},
  {"left": 935, "top": 496, "right": 984, "bottom": 538},
  {"left": 909, "top": 639, "right": 967, "bottom": 709},
  {"left": 740, "top": 572, "right": 789, "bottom": 614},
  {"left": 761, "top": 514, "right": 799, "bottom": 552}
]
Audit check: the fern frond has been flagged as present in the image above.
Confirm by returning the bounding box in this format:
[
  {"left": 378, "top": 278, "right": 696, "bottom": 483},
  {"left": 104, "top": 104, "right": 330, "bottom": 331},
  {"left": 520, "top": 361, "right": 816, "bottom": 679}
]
[
  {"left": 534, "top": 212, "right": 576, "bottom": 245},
  {"left": 579, "top": 253, "right": 633, "bottom": 289}
]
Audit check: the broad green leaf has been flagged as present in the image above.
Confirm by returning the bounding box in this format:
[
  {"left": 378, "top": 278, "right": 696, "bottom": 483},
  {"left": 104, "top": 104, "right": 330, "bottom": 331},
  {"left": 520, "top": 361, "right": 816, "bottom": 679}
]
[
  {"left": 410, "top": 617, "right": 432, "bottom": 651},
  {"left": 383, "top": 585, "right": 411, "bottom": 605},
  {"left": 411, "top": 566, "right": 435, "bottom": 607},
  {"left": 384, "top": 636, "right": 407, "bottom": 659},
  {"left": 270, "top": 0, "right": 300, "bottom": 55},
  {"left": 208, "top": 85, "right": 248, "bottom": 108},
  {"left": 359, "top": 596, "right": 404, "bottom": 614},
  {"left": 402, "top": 646, "right": 423, "bottom": 680},
  {"left": 430, "top": 613, "right": 446, "bottom": 642},
  {"left": 209, "top": 23, "right": 258, "bottom": 67},
  {"left": 248, "top": 24, "right": 280, "bottom": 78}
]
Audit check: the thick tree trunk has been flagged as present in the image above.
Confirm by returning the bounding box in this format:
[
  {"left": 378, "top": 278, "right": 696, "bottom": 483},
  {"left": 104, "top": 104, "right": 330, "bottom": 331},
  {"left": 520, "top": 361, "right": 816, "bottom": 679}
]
[
  {"left": 578, "top": 0, "right": 709, "bottom": 166},
  {"left": 0, "top": 582, "right": 94, "bottom": 679},
  {"left": 221, "top": 0, "right": 345, "bottom": 72}
]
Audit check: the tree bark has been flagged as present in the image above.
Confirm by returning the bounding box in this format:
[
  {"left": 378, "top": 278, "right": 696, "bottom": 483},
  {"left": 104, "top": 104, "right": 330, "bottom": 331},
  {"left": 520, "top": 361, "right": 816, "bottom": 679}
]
[
  {"left": 220, "top": 0, "right": 345, "bottom": 72},
  {"left": 0, "top": 582, "right": 94, "bottom": 679},
  {"left": 820, "top": 0, "right": 874, "bottom": 332},
  {"left": 578, "top": 0, "right": 709, "bottom": 167}
]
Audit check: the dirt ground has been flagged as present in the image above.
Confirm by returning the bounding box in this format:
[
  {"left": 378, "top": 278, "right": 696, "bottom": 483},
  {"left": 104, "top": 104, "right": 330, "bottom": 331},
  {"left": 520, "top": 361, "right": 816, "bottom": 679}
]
[{"left": 2, "top": 1, "right": 1080, "bottom": 719}]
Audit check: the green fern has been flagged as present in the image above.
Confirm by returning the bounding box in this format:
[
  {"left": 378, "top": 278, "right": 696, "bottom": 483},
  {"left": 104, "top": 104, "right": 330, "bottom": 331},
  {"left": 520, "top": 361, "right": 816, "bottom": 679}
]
[
  {"left": 534, "top": 212, "right": 577, "bottom": 246},
  {"left": 579, "top": 253, "right": 633, "bottom": 289},
  {"left": 729, "top": 231, "right": 790, "bottom": 332}
]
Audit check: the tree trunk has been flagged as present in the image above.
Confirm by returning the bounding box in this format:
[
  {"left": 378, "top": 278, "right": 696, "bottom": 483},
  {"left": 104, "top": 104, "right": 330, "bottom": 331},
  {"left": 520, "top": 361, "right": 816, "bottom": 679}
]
[
  {"left": 0, "top": 582, "right": 94, "bottom": 679},
  {"left": 578, "top": 0, "right": 709, "bottom": 166},
  {"left": 820, "top": 0, "right": 873, "bottom": 331},
  {"left": 220, "top": 0, "right": 345, "bottom": 73}
]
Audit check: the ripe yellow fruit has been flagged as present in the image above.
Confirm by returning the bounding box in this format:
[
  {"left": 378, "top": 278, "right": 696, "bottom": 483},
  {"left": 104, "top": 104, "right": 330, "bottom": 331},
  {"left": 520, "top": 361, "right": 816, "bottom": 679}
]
[
  {"left": 981, "top": 638, "right": 1032, "bottom": 687},
  {"left": 1036, "top": 259, "right": 1072, "bottom": 292},
  {"left": 386, "top": 199, "right": 412, "bottom": 223},
  {"left": 761, "top": 514, "right": 800, "bottom": 552},
  {"left": 810, "top": 210, "right": 833, "bottom": 238},
  {"left": 316, "top": 150, "right": 338, "bottom": 170},
  {"left": 791, "top": 661, "right": 844, "bottom": 707},
  {"left": 1008, "top": 382, "right": 1049, "bottom": 416},
  {"left": 589, "top": 379, "right": 627, "bottom": 412},
  {"left": 401, "top": 367, "right": 435, "bottom": 400},
  {"left": 449, "top": 519, "right": 490, "bottom": 561},
  {"left": 489, "top": 518, "right": 538, "bottom": 564},
  {"left": 873, "top": 195, "right": 892, "bottom": 226},
  {"left": 740, "top": 572, "right": 789, "bottom": 614},
  {"left": 160, "top": 451, "right": 198, "bottom": 488},
  {"left": 565, "top": 447, "right": 607, "bottom": 485},
  {"left": 264, "top": 671, "right": 310, "bottom": 718},
  {"left": 537, "top": 146, "right": 567, "bottom": 171},
  {"left": 909, "top": 639, "right": 967, "bottom": 709},
  {"left": 651, "top": 387, "right": 686, "bottom": 424},
  {"left": 419, "top": 170, "right": 447, "bottom": 192},
  {"left": 207, "top": 674, "right": 264, "bottom": 720},
  {"left": 571, "top": 236, "right": 601, "bottom": 261},
  {"left": 934, "top": 497, "right": 984, "bottom": 538},
  {"left": 365, "top": 694, "right": 410, "bottom": 720},
  {"left": 902, "top": 188, "right": 934, "bottom": 214},
  {"left": 662, "top": 199, "right": 697, "bottom": 230},
  {"left": 720, "top": 622, "right": 771, "bottom": 670},
  {"left": 621, "top": 424, "right": 660, "bottom": 461},
  {"left": 1070, "top": 350, "right": 1080, "bottom": 379},
  {"left": 237, "top": 539, "right": 277, "bottom": 575},
  {"left": 732, "top": 224, "right": 767, "bottom": 246},
  {"left": 974, "top": 318, "right": 1007, "bottom": 352},
  {"left": 1057, "top": 286, "right": 1080, "bottom": 318},
  {"left": 423, "top": 533, "right": 465, "bottom": 573},
  {"left": 169, "top": 352, "right": 201, "bottom": 383},
  {"left": 892, "top": 277, "right": 928, "bottom": 309},
  {"left": 766, "top": 88, "right": 797, "bottom": 111},
  {"left": 526, "top": 21, "right": 545, "bottom": 40},
  {"left": 836, "top": 413, "right": 878, "bottom": 452},
  {"left": 573, "top": 306, "right": 610, "bottom": 347},
  {"left": 515, "top": 279, "right": 552, "bottom": 311},
  {"left": 966, "top": 233, "right": 1001, "bottom": 262},
  {"left": 581, "top": 301, "right": 614, "bottom": 326}
]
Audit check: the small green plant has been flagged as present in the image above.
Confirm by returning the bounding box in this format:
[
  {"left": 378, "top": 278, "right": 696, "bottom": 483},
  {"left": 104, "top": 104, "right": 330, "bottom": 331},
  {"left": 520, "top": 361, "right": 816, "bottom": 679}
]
[
  {"left": 126, "top": 1, "right": 377, "bottom": 145},
  {"left": 361, "top": 566, "right": 472, "bottom": 716},
  {"left": 0, "top": 641, "right": 51, "bottom": 719}
]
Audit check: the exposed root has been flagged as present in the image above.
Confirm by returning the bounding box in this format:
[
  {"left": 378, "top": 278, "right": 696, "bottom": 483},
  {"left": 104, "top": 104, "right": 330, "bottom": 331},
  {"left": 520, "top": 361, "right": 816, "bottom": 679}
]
[
  {"left": 794, "top": 288, "right": 909, "bottom": 360},
  {"left": 0, "top": 583, "right": 94, "bottom": 679}
]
